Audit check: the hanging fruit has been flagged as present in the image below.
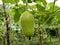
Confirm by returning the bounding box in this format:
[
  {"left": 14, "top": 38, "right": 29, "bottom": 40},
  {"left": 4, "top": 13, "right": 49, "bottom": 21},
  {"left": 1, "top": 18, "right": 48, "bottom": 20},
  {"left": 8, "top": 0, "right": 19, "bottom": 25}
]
[{"left": 20, "top": 11, "right": 34, "bottom": 37}]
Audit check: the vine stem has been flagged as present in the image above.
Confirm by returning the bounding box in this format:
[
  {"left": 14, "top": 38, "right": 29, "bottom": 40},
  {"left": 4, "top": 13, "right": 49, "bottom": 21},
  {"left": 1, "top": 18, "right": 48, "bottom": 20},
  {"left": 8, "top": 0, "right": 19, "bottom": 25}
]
[
  {"left": 53, "top": 0, "right": 56, "bottom": 11},
  {"left": 37, "top": 19, "right": 43, "bottom": 45},
  {"left": 3, "top": 3, "right": 10, "bottom": 45},
  {"left": 42, "top": 0, "right": 57, "bottom": 25}
]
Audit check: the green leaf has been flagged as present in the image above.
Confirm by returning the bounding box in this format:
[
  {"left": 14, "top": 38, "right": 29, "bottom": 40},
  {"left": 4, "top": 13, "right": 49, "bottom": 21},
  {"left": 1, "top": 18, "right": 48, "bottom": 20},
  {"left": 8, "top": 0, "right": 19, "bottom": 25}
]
[
  {"left": 13, "top": 5, "right": 25, "bottom": 23},
  {"left": 2, "top": 0, "right": 9, "bottom": 3},
  {"left": 48, "top": 2, "right": 59, "bottom": 12},
  {"left": 34, "top": 0, "right": 41, "bottom": 4},
  {"left": 18, "top": 4, "right": 25, "bottom": 13},
  {"left": 34, "top": 0, "right": 47, "bottom": 7},
  {"left": 48, "top": 2, "right": 53, "bottom": 12},
  {"left": 51, "top": 12, "right": 60, "bottom": 24},
  {"left": 15, "top": 0, "right": 19, "bottom": 3},
  {"left": 14, "top": 13, "right": 20, "bottom": 23},
  {"left": 36, "top": 4, "right": 45, "bottom": 12},
  {"left": 13, "top": 8, "right": 20, "bottom": 22},
  {"left": 28, "top": 0, "right": 33, "bottom": 3},
  {"left": 22, "top": 0, "right": 33, "bottom": 3},
  {"left": 29, "top": 5, "right": 37, "bottom": 9},
  {"left": 41, "top": 0, "right": 47, "bottom": 7},
  {"left": 55, "top": 12, "right": 60, "bottom": 21},
  {"left": 2, "top": 0, "right": 19, "bottom": 4}
]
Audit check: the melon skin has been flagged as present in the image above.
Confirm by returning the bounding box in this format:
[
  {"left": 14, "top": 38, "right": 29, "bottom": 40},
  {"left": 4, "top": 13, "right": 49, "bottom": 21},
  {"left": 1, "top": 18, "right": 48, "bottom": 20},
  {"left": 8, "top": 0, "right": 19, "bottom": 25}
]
[{"left": 20, "top": 11, "right": 34, "bottom": 37}]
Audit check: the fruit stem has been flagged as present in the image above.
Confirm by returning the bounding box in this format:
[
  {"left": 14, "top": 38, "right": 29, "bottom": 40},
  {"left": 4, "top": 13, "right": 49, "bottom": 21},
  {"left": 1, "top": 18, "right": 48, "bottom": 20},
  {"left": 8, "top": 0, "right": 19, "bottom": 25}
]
[
  {"left": 26, "top": 0, "right": 28, "bottom": 11},
  {"left": 26, "top": 37, "right": 31, "bottom": 45}
]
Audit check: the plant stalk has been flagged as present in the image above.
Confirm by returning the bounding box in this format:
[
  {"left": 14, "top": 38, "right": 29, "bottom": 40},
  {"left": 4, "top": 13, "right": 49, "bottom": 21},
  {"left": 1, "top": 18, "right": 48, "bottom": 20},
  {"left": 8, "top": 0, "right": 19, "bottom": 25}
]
[{"left": 3, "top": 3, "right": 10, "bottom": 45}]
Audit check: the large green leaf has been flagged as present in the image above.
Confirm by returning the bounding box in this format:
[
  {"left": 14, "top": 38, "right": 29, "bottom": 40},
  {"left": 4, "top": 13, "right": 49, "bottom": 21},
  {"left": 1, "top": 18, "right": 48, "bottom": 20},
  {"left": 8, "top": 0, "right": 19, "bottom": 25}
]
[
  {"left": 14, "top": 12, "right": 20, "bottom": 23},
  {"left": 13, "top": 7, "right": 21, "bottom": 23},
  {"left": 13, "top": 5, "right": 25, "bottom": 23}
]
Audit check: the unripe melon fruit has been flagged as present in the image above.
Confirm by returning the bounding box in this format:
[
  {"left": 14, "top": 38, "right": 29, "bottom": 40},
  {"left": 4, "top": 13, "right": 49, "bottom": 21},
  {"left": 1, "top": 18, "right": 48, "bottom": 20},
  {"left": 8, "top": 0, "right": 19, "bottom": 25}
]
[{"left": 20, "top": 11, "right": 34, "bottom": 37}]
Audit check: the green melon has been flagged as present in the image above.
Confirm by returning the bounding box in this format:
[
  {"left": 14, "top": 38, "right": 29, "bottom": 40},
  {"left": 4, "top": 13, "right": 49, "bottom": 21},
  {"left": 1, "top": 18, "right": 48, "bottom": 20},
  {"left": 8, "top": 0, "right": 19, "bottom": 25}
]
[{"left": 20, "top": 11, "right": 34, "bottom": 37}]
